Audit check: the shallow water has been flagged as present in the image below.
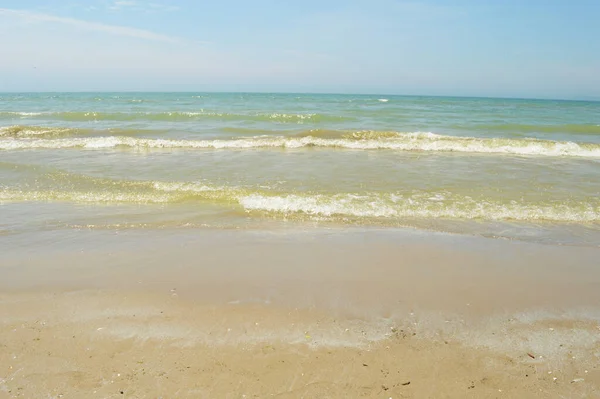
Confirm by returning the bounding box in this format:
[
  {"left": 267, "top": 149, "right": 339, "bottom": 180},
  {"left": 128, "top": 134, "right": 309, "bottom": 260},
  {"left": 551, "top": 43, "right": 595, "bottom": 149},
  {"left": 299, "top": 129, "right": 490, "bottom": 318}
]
[{"left": 1, "top": 93, "right": 599, "bottom": 246}]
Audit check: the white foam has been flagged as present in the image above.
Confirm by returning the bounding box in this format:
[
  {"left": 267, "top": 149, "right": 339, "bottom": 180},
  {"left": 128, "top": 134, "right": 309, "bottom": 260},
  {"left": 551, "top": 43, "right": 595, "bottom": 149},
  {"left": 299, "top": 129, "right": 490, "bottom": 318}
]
[
  {"left": 239, "top": 193, "right": 600, "bottom": 222},
  {"left": 0, "top": 125, "right": 74, "bottom": 137},
  {"left": 1, "top": 133, "right": 599, "bottom": 157},
  {"left": 151, "top": 181, "right": 220, "bottom": 193},
  {"left": 2, "top": 177, "right": 599, "bottom": 222},
  {"left": 240, "top": 194, "right": 397, "bottom": 218},
  {"left": 3, "top": 112, "right": 46, "bottom": 116}
]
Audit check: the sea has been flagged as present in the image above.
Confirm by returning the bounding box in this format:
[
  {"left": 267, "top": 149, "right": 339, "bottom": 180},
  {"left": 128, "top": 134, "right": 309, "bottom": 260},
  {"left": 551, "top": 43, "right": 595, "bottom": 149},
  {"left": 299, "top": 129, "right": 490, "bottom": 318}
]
[{"left": 1, "top": 92, "right": 599, "bottom": 248}]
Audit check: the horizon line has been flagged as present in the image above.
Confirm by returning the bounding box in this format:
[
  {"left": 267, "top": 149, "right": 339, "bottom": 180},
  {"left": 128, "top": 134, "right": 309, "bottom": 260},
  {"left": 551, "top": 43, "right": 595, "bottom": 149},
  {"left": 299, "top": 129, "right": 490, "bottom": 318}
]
[{"left": 0, "top": 90, "right": 598, "bottom": 103}]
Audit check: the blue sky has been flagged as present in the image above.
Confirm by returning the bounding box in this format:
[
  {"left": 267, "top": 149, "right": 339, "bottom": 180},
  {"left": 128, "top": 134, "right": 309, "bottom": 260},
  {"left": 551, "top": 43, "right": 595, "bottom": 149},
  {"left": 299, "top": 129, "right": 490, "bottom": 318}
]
[{"left": 0, "top": 0, "right": 598, "bottom": 99}]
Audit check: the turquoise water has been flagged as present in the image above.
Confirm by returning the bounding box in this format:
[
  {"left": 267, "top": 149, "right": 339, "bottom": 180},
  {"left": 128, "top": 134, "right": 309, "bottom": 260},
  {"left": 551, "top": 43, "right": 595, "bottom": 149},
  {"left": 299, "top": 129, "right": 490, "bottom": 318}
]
[{"left": 1, "top": 92, "right": 599, "bottom": 246}]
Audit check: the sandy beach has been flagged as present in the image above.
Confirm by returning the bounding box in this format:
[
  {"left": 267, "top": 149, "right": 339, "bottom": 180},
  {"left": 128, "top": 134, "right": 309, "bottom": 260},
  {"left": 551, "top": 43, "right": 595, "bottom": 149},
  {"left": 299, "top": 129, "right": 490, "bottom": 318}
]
[
  {"left": 1, "top": 289, "right": 598, "bottom": 399},
  {"left": 1, "top": 228, "right": 599, "bottom": 398},
  {"left": 2, "top": 1, "right": 600, "bottom": 396}
]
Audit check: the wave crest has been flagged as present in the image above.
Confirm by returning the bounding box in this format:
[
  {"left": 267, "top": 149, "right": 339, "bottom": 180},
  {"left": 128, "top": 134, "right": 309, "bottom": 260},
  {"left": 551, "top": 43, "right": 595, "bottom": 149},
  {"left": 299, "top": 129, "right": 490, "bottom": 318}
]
[
  {"left": 0, "top": 111, "right": 350, "bottom": 123},
  {"left": 1, "top": 133, "right": 599, "bottom": 157},
  {"left": 461, "top": 123, "right": 600, "bottom": 135},
  {"left": 240, "top": 193, "right": 600, "bottom": 223},
  {"left": 1, "top": 178, "right": 599, "bottom": 223},
  {"left": 0, "top": 125, "right": 85, "bottom": 138}
]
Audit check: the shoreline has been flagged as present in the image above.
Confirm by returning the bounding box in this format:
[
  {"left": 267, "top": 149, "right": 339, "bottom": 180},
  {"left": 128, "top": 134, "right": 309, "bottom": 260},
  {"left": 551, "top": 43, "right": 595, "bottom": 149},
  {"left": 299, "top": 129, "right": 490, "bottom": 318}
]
[{"left": 3, "top": 227, "right": 600, "bottom": 312}]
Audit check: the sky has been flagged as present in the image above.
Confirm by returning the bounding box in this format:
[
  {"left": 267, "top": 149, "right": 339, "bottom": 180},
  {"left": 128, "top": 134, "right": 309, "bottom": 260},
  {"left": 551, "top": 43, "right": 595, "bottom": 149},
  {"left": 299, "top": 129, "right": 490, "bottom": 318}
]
[{"left": 0, "top": 0, "right": 599, "bottom": 99}]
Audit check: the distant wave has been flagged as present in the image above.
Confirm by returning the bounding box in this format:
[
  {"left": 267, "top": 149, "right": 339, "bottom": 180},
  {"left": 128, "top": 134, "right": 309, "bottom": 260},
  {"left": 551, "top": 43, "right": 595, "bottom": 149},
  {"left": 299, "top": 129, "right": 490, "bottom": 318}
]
[
  {"left": 456, "top": 123, "right": 600, "bottom": 135},
  {"left": 0, "top": 111, "right": 352, "bottom": 123},
  {"left": 0, "top": 125, "right": 84, "bottom": 138},
  {"left": 0, "top": 125, "right": 168, "bottom": 139},
  {"left": 2, "top": 132, "right": 600, "bottom": 157},
  {"left": 1, "top": 178, "right": 598, "bottom": 223}
]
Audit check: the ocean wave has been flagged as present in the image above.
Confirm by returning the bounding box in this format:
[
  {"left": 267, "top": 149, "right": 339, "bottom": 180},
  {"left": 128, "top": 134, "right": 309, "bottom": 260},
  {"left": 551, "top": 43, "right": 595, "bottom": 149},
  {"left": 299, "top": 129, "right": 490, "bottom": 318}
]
[
  {"left": 1, "top": 132, "right": 600, "bottom": 157},
  {"left": 0, "top": 112, "right": 45, "bottom": 116},
  {"left": 0, "top": 180, "right": 243, "bottom": 204},
  {"left": 0, "top": 125, "right": 89, "bottom": 138},
  {"left": 1, "top": 179, "right": 599, "bottom": 223},
  {"left": 294, "top": 129, "right": 411, "bottom": 140},
  {"left": 0, "top": 111, "right": 350, "bottom": 123},
  {"left": 239, "top": 193, "right": 600, "bottom": 223},
  {"left": 0, "top": 125, "right": 163, "bottom": 139},
  {"left": 457, "top": 123, "right": 600, "bottom": 135}
]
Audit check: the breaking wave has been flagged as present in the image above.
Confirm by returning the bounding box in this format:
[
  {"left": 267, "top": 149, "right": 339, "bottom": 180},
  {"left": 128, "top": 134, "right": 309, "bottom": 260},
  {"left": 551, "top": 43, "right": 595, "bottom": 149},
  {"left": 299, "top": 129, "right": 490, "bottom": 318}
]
[
  {"left": 0, "top": 125, "right": 169, "bottom": 139},
  {"left": 1, "top": 132, "right": 599, "bottom": 157},
  {"left": 1, "top": 177, "right": 599, "bottom": 223},
  {"left": 0, "top": 125, "right": 86, "bottom": 138}
]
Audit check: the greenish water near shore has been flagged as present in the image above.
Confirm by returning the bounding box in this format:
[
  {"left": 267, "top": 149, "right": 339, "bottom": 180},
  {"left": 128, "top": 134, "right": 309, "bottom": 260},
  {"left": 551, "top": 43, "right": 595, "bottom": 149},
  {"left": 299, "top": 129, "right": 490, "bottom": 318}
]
[{"left": 1, "top": 93, "right": 599, "bottom": 246}]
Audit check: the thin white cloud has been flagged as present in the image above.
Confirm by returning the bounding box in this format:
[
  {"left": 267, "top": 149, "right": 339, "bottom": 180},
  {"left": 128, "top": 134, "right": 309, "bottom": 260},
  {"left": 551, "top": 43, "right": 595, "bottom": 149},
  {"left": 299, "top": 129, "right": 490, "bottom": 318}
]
[
  {"left": 108, "top": 1, "right": 180, "bottom": 12},
  {"left": 148, "top": 3, "right": 180, "bottom": 12},
  {"left": 0, "top": 8, "right": 180, "bottom": 43},
  {"left": 109, "top": 1, "right": 137, "bottom": 11}
]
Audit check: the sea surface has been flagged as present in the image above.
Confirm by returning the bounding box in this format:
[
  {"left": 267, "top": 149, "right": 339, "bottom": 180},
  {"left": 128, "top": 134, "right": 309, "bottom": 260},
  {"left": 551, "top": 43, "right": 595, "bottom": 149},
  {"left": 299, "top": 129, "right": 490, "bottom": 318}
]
[{"left": 1, "top": 92, "right": 599, "bottom": 247}]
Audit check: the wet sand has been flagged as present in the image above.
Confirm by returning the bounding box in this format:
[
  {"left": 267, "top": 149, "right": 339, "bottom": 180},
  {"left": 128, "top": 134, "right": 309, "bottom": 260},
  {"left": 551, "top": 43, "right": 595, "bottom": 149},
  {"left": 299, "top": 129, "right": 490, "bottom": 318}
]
[{"left": 1, "top": 228, "right": 600, "bottom": 398}]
